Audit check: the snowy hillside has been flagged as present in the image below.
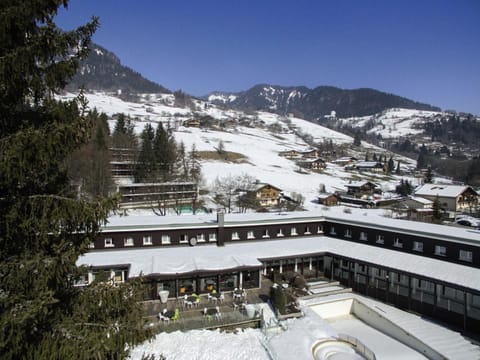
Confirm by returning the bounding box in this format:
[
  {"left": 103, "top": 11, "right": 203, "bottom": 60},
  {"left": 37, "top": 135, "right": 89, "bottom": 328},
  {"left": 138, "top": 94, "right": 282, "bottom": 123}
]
[
  {"left": 59, "top": 92, "right": 421, "bottom": 209},
  {"left": 339, "top": 108, "right": 445, "bottom": 139}
]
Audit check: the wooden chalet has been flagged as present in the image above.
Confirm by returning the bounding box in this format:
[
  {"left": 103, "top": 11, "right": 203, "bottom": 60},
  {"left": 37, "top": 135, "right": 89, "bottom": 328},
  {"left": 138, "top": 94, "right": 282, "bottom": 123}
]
[
  {"left": 297, "top": 158, "right": 327, "bottom": 170},
  {"left": 250, "top": 183, "right": 282, "bottom": 207},
  {"left": 345, "top": 181, "right": 378, "bottom": 196},
  {"left": 317, "top": 193, "right": 339, "bottom": 206},
  {"left": 354, "top": 161, "right": 385, "bottom": 173}
]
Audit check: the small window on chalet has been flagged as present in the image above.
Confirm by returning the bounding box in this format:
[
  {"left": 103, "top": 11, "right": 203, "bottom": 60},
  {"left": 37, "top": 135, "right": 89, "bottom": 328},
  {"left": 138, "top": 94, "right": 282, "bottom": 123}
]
[
  {"left": 393, "top": 238, "right": 403, "bottom": 248},
  {"left": 376, "top": 235, "right": 384, "bottom": 244},
  {"left": 291, "top": 227, "right": 298, "bottom": 236},
  {"left": 413, "top": 241, "right": 423, "bottom": 252},
  {"left": 344, "top": 229, "right": 352, "bottom": 238},
  {"left": 197, "top": 233, "right": 205, "bottom": 242},
  {"left": 143, "top": 236, "right": 152, "bottom": 245},
  {"left": 232, "top": 231, "right": 240, "bottom": 240},
  {"left": 88, "top": 242, "right": 95, "bottom": 249},
  {"left": 435, "top": 245, "right": 447, "bottom": 256},
  {"left": 124, "top": 237, "right": 134, "bottom": 247},
  {"left": 209, "top": 233, "right": 217, "bottom": 242},
  {"left": 359, "top": 232, "right": 368, "bottom": 241},
  {"left": 247, "top": 231, "right": 255, "bottom": 239},
  {"left": 161, "top": 235, "right": 171, "bottom": 245},
  {"left": 459, "top": 250, "right": 473, "bottom": 262},
  {"left": 317, "top": 225, "right": 324, "bottom": 234},
  {"left": 179, "top": 234, "right": 188, "bottom": 244},
  {"left": 262, "top": 229, "right": 270, "bottom": 238},
  {"left": 277, "top": 229, "right": 284, "bottom": 237},
  {"left": 105, "top": 238, "right": 114, "bottom": 247},
  {"left": 329, "top": 226, "right": 336, "bottom": 235},
  {"left": 305, "top": 226, "right": 311, "bottom": 235}
]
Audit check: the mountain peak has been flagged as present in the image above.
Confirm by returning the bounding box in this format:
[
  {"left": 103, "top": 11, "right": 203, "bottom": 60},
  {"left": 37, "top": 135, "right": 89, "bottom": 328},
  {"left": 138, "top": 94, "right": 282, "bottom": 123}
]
[
  {"left": 207, "top": 84, "right": 440, "bottom": 118},
  {"left": 66, "top": 43, "right": 170, "bottom": 95}
]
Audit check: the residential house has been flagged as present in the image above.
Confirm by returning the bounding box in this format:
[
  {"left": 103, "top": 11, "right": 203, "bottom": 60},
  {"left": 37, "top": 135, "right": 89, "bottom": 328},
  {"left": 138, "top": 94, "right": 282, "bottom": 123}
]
[
  {"left": 183, "top": 119, "right": 200, "bottom": 128},
  {"left": 354, "top": 161, "right": 385, "bottom": 173},
  {"left": 317, "top": 193, "right": 339, "bottom": 206},
  {"left": 333, "top": 156, "right": 358, "bottom": 165},
  {"left": 299, "top": 149, "right": 319, "bottom": 158},
  {"left": 345, "top": 181, "right": 378, "bottom": 196},
  {"left": 279, "top": 150, "right": 301, "bottom": 159},
  {"left": 414, "top": 184, "right": 479, "bottom": 214},
  {"left": 297, "top": 158, "right": 327, "bottom": 171},
  {"left": 405, "top": 196, "right": 434, "bottom": 222},
  {"left": 250, "top": 183, "right": 282, "bottom": 207}
]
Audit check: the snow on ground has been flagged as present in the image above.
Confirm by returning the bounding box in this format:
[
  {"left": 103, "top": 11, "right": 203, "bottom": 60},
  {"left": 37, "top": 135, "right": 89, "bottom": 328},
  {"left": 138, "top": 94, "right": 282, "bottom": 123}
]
[
  {"left": 60, "top": 91, "right": 424, "bottom": 209},
  {"left": 128, "top": 328, "right": 270, "bottom": 360},
  {"left": 339, "top": 108, "right": 444, "bottom": 139}
]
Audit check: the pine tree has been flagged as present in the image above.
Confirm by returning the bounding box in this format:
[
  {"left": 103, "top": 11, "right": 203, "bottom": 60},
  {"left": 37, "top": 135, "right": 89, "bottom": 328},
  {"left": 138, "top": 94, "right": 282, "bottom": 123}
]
[
  {"left": 135, "top": 123, "right": 156, "bottom": 182},
  {"left": 153, "top": 123, "right": 176, "bottom": 180},
  {"left": 188, "top": 143, "right": 202, "bottom": 183},
  {"left": 111, "top": 113, "right": 137, "bottom": 150},
  {"left": 387, "top": 156, "right": 395, "bottom": 173},
  {"left": 67, "top": 110, "right": 114, "bottom": 197},
  {"left": 425, "top": 167, "right": 433, "bottom": 183},
  {"left": 0, "top": 2, "right": 153, "bottom": 358}
]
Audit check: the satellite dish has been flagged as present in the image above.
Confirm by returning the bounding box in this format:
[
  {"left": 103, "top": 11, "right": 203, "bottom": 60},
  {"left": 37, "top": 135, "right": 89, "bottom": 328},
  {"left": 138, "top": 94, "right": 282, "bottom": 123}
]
[{"left": 189, "top": 237, "right": 197, "bottom": 246}]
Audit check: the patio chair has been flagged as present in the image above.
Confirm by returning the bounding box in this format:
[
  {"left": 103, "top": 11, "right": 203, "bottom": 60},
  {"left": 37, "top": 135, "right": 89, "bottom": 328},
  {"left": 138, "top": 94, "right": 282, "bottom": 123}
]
[
  {"left": 215, "top": 306, "right": 222, "bottom": 320},
  {"left": 219, "top": 293, "right": 225, "bottom": 303},
  {"left": 171, "top": 308, "right": 179, "bottom": 321},
  {"left": 158, "top": 312, "right": 170, "bottom": 323}
]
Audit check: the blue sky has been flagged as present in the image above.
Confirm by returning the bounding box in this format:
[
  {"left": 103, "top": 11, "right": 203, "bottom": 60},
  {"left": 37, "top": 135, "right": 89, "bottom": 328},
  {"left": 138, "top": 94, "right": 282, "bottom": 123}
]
[{"left": 56, "top": 0, "right": 480, "bottom": 114}]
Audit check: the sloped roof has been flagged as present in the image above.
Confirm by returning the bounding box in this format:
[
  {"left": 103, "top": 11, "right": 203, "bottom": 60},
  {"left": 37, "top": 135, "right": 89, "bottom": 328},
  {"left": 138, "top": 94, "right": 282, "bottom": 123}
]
[{"left": 415, "top": 184, "right": 476, "bottom": 198}]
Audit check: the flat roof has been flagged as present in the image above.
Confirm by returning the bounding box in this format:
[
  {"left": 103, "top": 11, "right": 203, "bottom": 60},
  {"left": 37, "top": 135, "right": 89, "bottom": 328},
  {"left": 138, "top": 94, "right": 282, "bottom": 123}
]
[
  {"left": 78, "top": 235, "right": 480, "bottom": 292},
  {"left": 100, "top": 208, "right": 480, "bottom": 247}
]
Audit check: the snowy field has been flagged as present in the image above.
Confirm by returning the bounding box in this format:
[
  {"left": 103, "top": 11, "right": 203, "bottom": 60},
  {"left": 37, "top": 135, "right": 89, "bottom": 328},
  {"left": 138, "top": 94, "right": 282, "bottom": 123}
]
[{"left": 59, "top": 91, "right": 422, "bottom": 210}]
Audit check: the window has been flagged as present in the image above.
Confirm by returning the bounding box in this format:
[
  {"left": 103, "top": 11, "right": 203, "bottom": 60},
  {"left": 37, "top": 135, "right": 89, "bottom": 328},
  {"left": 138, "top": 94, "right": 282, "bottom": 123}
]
[
  {"left": 376, "top": 235, "right": 384, "bottom": 244},
  {"left": 329, "top": 226, "right": 336, "bottom": 235},
  {"left": 435, "top": 245, "right": 447, "bottom": 256},
  {"left": 317, "top": 225, "right": 324, "bottom": 234},
  {"left": 143, "top": 236, "right": 152, "bottom": 245},
  {"left": 88, "top": 242, "right": 95, "bottom": 249},
  {"left": 344, "top": 229, "right": 352, "bottom": 238},
  {"left": 359, "top": 232, "right": 368, "bottom": 241},
  {"left": 161, "top": 235, "right": 171, "bottom": 245},
  {"left": 277, "top": 229, "right": 284, "bottom": 237},
  {"left": 393, "top": 238, "right": 403, "bottom": 248},
  {"left": 209, "top": 233, "right": 217, "bottom": 242},
  {"left": 247, "top": 230, "right": 255, "bottom": 239},
  {"left": 197, "top": 233, "right": 205, "bottom": 242},
  {"left": 105, "top": 238, "right": 114, "bottom": 247},
  {"left": 179, "top": 234, "right": 188, "bottom": 244},
  {"left": 124, "top": 237, "right": 134, "bottom": 247},
  {"left": 305, "top": 226, "right": 311, "bottom": 235},
  {"left": 232, "top": 231, "right": 240, "bottom": 240},
  {"left": 413, "top": 241, "right": 423, "bottom": 252},
  {"left": 459, "top": 250, "right": 473, "bottom": 262},
  {"left": 291, "top": 227, "right": 298, "bottom": 236},
  {"left": 262, "top": 229, "right": 270, "bottom": 238}
]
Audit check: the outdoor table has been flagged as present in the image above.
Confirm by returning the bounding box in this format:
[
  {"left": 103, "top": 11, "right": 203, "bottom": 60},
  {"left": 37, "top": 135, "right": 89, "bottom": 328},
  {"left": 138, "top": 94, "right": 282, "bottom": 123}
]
[
  {"left": 186, "top": 296, "right": 197, "bottom": 303},
  {"left": 205, "top": 308, "right": 218, "bottom": 316},
  {"left": 164, "top": 310, "right": 175, "bottom": 319},
  {"left": 233, "top": 289, "right": 244, "bottom": 299},
  {"left": 210, "top": 292, "right": 221, "bottom": 298}
]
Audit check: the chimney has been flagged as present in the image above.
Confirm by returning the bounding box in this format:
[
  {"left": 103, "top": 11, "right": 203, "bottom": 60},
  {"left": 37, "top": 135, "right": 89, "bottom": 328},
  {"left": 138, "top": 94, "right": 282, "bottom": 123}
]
[{"left": 216, "top": 210, "right": 225, "bottom": 246}]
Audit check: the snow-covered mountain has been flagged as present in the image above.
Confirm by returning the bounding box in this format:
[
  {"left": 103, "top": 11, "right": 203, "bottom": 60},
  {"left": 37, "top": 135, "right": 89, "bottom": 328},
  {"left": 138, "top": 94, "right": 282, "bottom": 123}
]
[
  {"left": 59, "top": 90, "right": 421, "bottom": 210},
  {"left": 206, "top": 84, "right": 440, "bottom": 118},
  {"left": 66, "top": 44, "right": 170, "bottom": 95},
  {"left": 338, "top": 108, "right": 445, "bottom": 139}
]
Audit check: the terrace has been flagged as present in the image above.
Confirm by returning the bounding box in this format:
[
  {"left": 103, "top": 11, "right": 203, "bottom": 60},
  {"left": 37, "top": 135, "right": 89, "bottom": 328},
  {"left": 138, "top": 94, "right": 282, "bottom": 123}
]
[{"left": 143, "top": 278, "right": 273, "bottom": 332}]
